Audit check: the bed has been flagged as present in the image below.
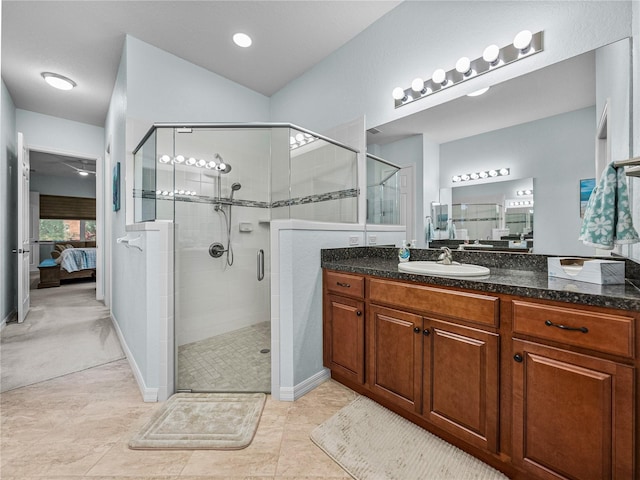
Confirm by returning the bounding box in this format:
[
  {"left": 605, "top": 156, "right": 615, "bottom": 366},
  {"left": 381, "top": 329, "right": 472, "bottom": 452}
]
[{"left": 37, "top": 245, "right": 97, "bottom": 288}]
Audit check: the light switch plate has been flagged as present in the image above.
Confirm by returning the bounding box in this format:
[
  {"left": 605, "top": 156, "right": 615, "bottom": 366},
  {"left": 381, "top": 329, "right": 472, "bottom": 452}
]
[
  {"left": 368, "top": 235, "right": 377, "bottom": 245},
  {"left": 349, "top": 236, "right": 360, "bottom": 246}
]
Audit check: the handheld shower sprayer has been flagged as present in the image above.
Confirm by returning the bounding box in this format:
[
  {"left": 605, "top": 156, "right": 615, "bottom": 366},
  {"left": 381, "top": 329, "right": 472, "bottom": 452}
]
[
  {"left": 211, "top": 182, "right": 242, "bottom": 266},
  {"left": 230, "top": 182, "right": 242, "bottom": 201}
]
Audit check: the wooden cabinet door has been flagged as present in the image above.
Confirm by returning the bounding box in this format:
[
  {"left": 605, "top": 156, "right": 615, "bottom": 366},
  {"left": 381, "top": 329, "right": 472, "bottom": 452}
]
[
  {"left": 368, "top": 305, "right": 422, "bottom": 413},
  {"left": 325, "top": 294, "right": 365, "bottom": 384},
  {"left": 422, "top": 318, "right": 499, "bottom": 452},
  {"left": 512, "top": 339, "right": 634, "bottom": 480}
]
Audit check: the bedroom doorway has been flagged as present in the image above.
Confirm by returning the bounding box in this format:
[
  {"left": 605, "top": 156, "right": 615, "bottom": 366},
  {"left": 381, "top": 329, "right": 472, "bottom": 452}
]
[{"left": 25, "top": 146, "right": 103, "bottom": 300}]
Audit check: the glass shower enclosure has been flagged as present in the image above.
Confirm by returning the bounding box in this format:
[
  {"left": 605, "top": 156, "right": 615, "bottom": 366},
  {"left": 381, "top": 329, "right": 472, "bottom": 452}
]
[{"left": 133, "top": 124, "right": 358, "bottom": 394}]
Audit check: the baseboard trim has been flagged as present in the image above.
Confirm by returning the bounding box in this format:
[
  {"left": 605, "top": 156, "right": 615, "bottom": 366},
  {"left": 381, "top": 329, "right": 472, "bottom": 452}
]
[
  {"left": 279, "top": 368, "right": 330, "bottom": 402},
  {"left": 110, "top": 313, "right": 159, "bottom": 402},
  {"left": 1, "top": 310, "right": 16, "bottom": 331}
]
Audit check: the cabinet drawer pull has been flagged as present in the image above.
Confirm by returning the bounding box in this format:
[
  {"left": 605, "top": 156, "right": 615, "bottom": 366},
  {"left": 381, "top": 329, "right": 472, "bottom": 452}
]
[
  {"left": 514, "top": 354, "right": 523, "bottom": 363},
  {"left": 356, "top": 310, "right": 362, "bottom": 317},
  {"left": 545, "top": 320, "right": 588, "bottom": 334},
  {"left": 336, "top": 282, "right": 351, "bottom": 288},
  {"left": 413, "top": 326, "right": 421, "bottom": 333},
  {"left": 423, "top": 328, "right": 431, "bottom": 336}
]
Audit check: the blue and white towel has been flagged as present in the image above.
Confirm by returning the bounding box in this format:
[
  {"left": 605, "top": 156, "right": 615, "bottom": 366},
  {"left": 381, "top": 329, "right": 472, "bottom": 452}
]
[
  {"left": 579, "top": 162, "right": 639, "bottom": 249},
  {"left": 425, "top": 217, "right": 436, "bottom": 242}
]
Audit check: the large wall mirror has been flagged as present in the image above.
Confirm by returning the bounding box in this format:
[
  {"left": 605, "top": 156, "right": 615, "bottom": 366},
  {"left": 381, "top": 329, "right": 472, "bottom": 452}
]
[{"left": 367, "top": 37, "right": 633, "bottom": 257}]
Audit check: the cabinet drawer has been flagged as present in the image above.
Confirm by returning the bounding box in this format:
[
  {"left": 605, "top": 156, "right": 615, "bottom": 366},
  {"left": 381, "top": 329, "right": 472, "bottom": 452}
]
[
  {"left": 368, "top": 278, "right": 499, "bottom": 327},
  {"left": 325, "top": 271, "right": 365, "bottom": 298},
  {"left": 512, "top": 300, "right": 634, "bottom": 358}
]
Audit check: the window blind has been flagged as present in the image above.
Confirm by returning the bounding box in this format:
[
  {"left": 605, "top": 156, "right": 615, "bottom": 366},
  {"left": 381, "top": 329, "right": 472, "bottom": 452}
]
[{"left": 39, "top": 195, "right": 96, "bottom": 220}]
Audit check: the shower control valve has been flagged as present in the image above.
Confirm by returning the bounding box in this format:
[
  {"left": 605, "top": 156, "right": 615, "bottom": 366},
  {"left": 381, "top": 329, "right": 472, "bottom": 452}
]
[{"left": 208, "top": 242, "right": 226, "bottom": 258}]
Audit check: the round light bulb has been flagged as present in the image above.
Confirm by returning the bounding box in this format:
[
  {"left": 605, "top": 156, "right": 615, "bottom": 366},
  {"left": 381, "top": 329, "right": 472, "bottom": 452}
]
[
  {"left": 178, "top": 190, "right": 185, "bottom": 195},
  {"left": 525, "top": 189, "right": 532, "bottom": 195},
  {"left": 452, "top": 175, "right": 461, "bottom": 183},
  {"left": 156, "top": 190, "right": 161, "bottom": 195},
  {"left": 217, "top": 162, "right": 227, "bottom": 171},
  {"left": 479, "top": 171, "right": 489, "bottom": 178},
  {"left": 455, "top": 57, "right": 471, "bottom": 75},
  {"left": 173, "top": 155, "right": 185, "bottom": 164},
  {"left": 196, "top": 159, "right": 206, "bottom": 168},
  {"left": 513, "top": 30, "right": 533, "bottom": 52},
  {"left": 205, "top": 161, "right": 216, "bottom": 169},
  {"left": 289, "top": 136, "right": 296, "bottom": 145},
  {"left": 470, "top": 172, "right": 479, "bottom": 180},
  {"left": 158, "top": 154, "right": 171, "bottom": 164},
  {"left": 295, "top": 133, "right": 304, "bottom": 142},
  {"left": 489, "top": 170, "right": 498, "bottom": 177},
  {"left": 499, "top": 168, "right": 510, "bottom": 176},
  {"left": 411, "top": 78, "right": 425, "bottom": 93},
  {"left": 169, "top": 192, "right": 174, "bottom": 197},
  {"left": 483, "top": 44, "right": 500, "bottom": 64},
  {"left": 461, "top": 174, "right": 470, "bottom": 181},
  {"left": 186, "top": 157, "right": 197, "bottom": 166},
  {"left": 161, "top": 191, "right": 169, "bottom": 196},
  {"left": 432, "top": 69, "right": 447, "bottom": 86},
  {"left": 392, "top": 87, "right": 406, "bottom": 101},
  {"left": 233, "top": 33, "right": 252, "bottom": 48}
]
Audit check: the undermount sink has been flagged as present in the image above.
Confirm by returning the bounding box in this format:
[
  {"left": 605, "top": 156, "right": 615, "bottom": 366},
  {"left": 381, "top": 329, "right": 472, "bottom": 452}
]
[
  {"left": 459, "top": 243, "right": 493, "bottom": 249},
  {"left": 398, "top": 261, "right": 490, "bottom": 277}
]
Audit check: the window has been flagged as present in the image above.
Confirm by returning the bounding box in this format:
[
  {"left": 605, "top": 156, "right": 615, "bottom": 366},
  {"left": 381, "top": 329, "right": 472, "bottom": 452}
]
[{"left": 39, "top": 219, "right": 96, "bottom": 241}]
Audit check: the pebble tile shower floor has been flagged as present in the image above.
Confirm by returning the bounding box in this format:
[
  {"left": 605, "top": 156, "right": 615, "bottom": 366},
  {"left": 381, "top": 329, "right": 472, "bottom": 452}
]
[{"left": 177, "top": 321, "right": 271, "bottom": 392}]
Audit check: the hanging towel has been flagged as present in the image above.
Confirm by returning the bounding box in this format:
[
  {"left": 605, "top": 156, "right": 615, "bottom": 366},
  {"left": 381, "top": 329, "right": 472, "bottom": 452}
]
[
  {"left": 425, "top": 217, "right": 436, "bottom": 242},
  {"left": 579, "top": 161, "right": 639, "bottom": 249},
  {"left": 447, "top": 220, "right": 457, "bottom": 240}
]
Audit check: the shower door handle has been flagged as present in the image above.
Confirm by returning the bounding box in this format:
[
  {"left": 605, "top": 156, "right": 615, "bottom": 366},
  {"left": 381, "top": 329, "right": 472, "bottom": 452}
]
[{"left": 257, "top": 249, "right": 265, "bottom": 281}]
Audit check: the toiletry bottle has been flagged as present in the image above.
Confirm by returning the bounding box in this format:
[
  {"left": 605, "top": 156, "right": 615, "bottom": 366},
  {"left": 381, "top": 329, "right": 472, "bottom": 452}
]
[{"left": 398, "top": 240, "right": 410, "bottom": 263}]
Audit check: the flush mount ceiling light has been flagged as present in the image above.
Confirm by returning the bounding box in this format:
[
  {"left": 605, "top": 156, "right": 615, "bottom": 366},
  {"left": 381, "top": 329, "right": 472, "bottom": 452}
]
[
  {"left": 41, "top": 72, "right": 76, "bottom": 90},
  {"left": 233, "top": 33, "right": 252, "bottom": 48},
  {"left": 392, "top": 30, "right": 543, "bottom": 108},
  {"left": 452, "top": 167, "right": 510, "bottom": 183},
  {"left": 467, "top": 87, "right": 490, "bottom": 97}
]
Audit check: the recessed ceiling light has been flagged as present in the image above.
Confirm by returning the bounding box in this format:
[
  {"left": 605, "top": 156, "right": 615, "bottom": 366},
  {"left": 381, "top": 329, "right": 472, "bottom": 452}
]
[
  {"left": 41, "top": 72, "right": 76, "bottom": 90},
  {"left": 467, "top": 87, "right": 490, "bottom": 97},
  {"left": 233, "top": 33, "right": 252, "bottom": 48}
]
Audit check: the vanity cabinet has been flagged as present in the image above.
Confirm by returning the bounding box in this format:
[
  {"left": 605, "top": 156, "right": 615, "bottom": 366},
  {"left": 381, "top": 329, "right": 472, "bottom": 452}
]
[
  {"left": 323, "top": 271, "right": 365, "bottom": 384},
  {"left": 368, "top": 304, "right": 422, "bottom": 413},
  {"left": 322, "top": 268, "right": 637, "bottom": 480},
  {"left": 511, "top": 300, "right": 635, "bottom": 480},
  {"left": 423, "top": 318, "right": 499, "bottom": 453}
]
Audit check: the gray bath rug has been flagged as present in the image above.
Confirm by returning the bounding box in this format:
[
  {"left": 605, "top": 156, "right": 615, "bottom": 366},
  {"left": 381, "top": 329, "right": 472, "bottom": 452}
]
[
  {"left": 311, "top": 396, "right": 508, "bottom": 480},
  {"left": 129, "top": 392, "right": 266, "bottom": 450}
]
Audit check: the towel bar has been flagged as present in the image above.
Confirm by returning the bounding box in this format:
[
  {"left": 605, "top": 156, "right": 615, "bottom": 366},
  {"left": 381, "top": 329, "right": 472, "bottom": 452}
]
[
  {"left": 116, "top": 235, "right": 143, "bottom": 251},
  {"left": 613, "top": 157, "right": 640, "bottom": 177}
]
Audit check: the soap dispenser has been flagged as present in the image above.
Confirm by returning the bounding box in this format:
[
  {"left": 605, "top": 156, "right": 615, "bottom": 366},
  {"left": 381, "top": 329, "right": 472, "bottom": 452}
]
[{"left": 398, "top": 240, "right": 410, "bottom": 263}]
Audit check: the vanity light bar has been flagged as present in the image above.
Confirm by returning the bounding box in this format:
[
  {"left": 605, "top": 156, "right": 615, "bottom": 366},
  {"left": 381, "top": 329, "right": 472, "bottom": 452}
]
[
  {"left": 289, "top": 132, "right": 318, "bottom": 150},
  {"left": 155, "top": 189, "right": 198, "bottom": 197},
  {"left": 452, "top": 168, "right": 510, "bottom": 183},
  {"left": 392, "top": 30, "right": 543, "bottom": 108},
  {"left": 509, "top": 200, "right": 534, "bottom": 206},
  {"left": 516, "top": 189, "right": 533, "bottom": 196},
  {"left": 158, "top": 154, "right": 231, "bottom": 172}
]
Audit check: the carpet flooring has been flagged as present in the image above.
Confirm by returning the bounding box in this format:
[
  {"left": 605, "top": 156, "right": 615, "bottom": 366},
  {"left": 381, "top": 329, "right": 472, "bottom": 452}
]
[
  {"left": 0, "top": 279, "right": 124, "bottom": 392},
  {"left": 311, "top": 396, "right": 509, "bottom": 480},
  {"left": 129, "top": 392, "right": 266, "bottom": 450}
]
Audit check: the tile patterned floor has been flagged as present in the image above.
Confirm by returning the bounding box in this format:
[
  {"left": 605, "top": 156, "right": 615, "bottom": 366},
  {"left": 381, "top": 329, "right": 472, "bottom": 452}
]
[
  {"left": 177, "top": 322, "right": 271, "bottom": 393},
  {"left": 0, "top": 359, "right": 356, "bottom": 479}
]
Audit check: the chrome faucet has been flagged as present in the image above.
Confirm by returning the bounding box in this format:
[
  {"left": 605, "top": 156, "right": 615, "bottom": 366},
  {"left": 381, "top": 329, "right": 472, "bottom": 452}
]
[{"left": 438, "top": 246, "right": 453, "bottom": 265}]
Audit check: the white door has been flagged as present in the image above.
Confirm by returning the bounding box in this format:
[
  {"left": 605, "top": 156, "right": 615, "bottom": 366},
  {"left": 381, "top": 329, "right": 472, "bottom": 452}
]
[
  {"left": 17, "top": 132, "right": 31, "bottom": 323},
  {"left": 399, "top": 165, "right": 415, "bottom": 243}
]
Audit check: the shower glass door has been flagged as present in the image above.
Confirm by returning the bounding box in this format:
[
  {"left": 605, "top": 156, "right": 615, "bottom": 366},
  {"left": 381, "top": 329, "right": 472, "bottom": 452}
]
[{"left": 170, "top": 127, "right": 272, "bottom": 393}]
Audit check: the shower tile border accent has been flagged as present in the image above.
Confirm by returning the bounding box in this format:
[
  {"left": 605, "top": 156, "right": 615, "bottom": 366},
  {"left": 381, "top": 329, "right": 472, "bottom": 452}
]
[{"left": 134, "top": 188, "right": 359, "bottom": 210}]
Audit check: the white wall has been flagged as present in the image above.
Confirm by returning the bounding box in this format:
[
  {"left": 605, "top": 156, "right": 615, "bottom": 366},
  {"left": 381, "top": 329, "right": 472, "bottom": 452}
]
[
  {"left": 440, "top": 107, "right": 596, "bottom": 256},
  {"left": 270, "top": 1, "right": 631, "bottom": 134},
  {"left": 30, "top": 173, "right": 96, "bottom": 198},
  {"left": 16, "top": 110, "right": 104, "bottom": 158},
  {"left": 1, "top": 80, "right": 17, "bottom": 326},
  {"left": 273, "top": 221, "right": 366, "bottom": 400}
]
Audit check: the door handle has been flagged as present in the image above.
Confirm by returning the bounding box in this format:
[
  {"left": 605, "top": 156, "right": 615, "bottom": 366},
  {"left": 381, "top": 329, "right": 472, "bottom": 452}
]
[{"left": 257, "top": 249, "right": 265, "bottom": 281}]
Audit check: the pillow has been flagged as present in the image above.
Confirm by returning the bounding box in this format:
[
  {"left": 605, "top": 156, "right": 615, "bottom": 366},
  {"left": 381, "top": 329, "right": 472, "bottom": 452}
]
[{"left": 66, "top": 244, "right": 75, "bottom": 249}]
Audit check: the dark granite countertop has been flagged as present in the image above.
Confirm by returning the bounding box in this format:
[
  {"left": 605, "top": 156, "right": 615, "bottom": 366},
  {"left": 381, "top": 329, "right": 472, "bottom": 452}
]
[{"left": 321, "top": 247, "right": 640, "bottom": 312}]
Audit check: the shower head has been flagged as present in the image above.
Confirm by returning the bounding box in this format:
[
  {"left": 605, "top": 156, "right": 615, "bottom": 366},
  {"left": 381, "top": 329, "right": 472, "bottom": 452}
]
[{"left": 229, "top": 182, "right": 242, "bottom": 201}]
